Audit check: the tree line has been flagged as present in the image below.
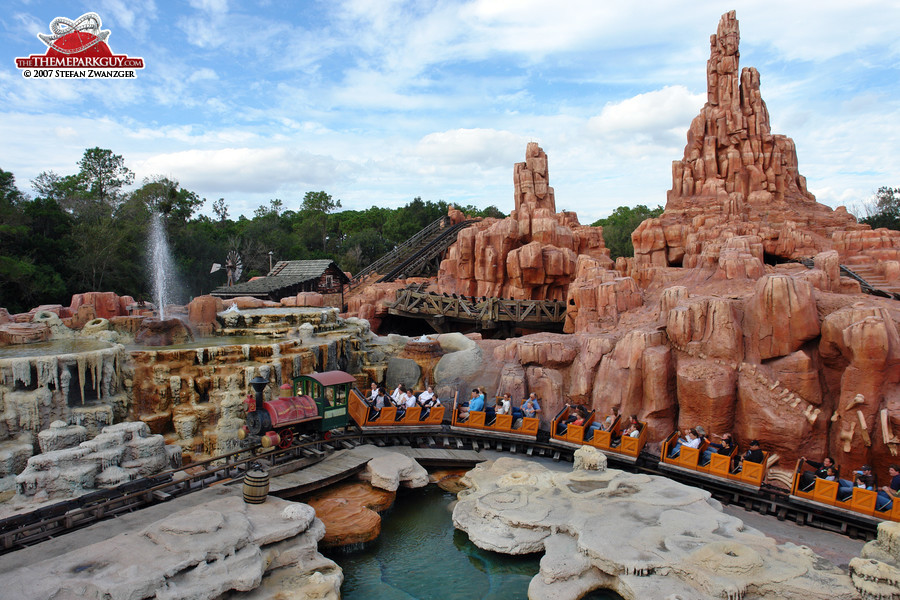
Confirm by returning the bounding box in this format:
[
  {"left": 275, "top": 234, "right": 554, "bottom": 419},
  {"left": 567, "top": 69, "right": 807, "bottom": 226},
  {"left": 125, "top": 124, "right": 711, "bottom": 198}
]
[
  {"left": 0, "top": 147, "right": 503, "bottom": 314},
  {"left": 5, "top": 147, "right": 890, "bottom": 315}
]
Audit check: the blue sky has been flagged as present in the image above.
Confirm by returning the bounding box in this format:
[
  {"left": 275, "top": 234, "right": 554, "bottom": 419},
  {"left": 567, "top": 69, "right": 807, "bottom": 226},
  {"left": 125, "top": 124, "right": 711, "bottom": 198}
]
[{"left": 1, "top": 0, "right": 898, "bottom": 223}]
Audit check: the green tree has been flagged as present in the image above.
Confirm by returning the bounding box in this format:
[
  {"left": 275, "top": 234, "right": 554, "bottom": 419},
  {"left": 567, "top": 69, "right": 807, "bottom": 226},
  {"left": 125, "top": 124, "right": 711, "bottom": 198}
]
[
  {"left": 301, "top": 191, "right": 341, "bottom": 251},
  {"left": 131, "top": 176, "right": 204, "bottom": 223},
  {"left": 0, "top": 170, "right": 69, "bottom": 311},
  {"left": 76, "top": 147, "right": 134, "bottom": 211},
  {"left": 212, "top": 198, "right": 229, "bottom": 224},
  {"left": 860, "top": 186, "right": 900, "bottom": 231},
  {"left": 591, "top": 204, "right": 664, "bottom": 259}
]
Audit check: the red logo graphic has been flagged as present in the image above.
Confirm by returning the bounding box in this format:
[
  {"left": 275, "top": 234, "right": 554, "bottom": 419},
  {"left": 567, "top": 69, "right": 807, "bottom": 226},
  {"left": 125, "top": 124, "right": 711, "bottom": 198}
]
[{"left": 15, "top": 12, "right": 144, "bottom": 79}]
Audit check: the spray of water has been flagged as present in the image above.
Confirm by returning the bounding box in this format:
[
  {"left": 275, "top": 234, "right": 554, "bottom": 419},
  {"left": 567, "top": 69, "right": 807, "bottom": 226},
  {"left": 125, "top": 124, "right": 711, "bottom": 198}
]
[{"left": 149, "top": 212, "right": 177, "bottom": 320}]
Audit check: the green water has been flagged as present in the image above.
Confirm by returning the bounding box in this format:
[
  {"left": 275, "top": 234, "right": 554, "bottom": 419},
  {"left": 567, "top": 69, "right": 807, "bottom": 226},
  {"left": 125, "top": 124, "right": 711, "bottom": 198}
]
[
  {"left": 0, "top": 338, "right": 114, "bottom": 358},
  {"left": 329, "top": 484, "right": 621, "bottom": 600}
]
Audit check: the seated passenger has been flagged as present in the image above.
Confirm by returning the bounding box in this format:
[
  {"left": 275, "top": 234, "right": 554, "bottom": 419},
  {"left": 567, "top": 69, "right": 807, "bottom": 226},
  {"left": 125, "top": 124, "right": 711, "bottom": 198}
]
[
  {"left": 623, "top": 417, "right": 641, "bottom": 438},
  {"left": 393, "top": 385, "right": 411, "bottom": 419},
  {"left": 369, "top": 386, "right": 388, "bottom": 420},
  {"left": 522, "top": 397, "right": 537, "bottom": 418},
  {"left": 375, "top": 387, "right": 388, "bottom": 409},
  {"left": 825, "top": 466, "right": 838, "bottom": 481},
  {"left": 520, "top": 393, "right": 542, "bottom": 419},
  {"left": 417, "top": 385, "right": 436, "bottom": 407},
  {"left": 417, "top": 385, "right": 437, "bottom": 418},
  {"left": 391, "top": 383, "right": 406, "bottom": 405},
  {"left": 876, "top": 465, "right": 900, "bottom": 511},
  {"left": 458, "top": 388, "right": 481, "bottom": 422},
  {"left": 700, "top": 432, "right": 735, "bottom": 466},
  {"left": 799, "top": 456, "right": 835, "bottom": 491},
  {"left": 667, "top": 428, "right": 700, "bottom": 459},
  {"left": 734, "top": 439, "right": 764, "bottom": 472},
  {"left": 586, "top": 406, "right": 618, "bottom": 440},
  {"left": 496, "top": 393, "right": 512, "bottom": 415},
  {"left": 558, "top": 404, "right": 588, "bottom": 434},
  {"left": 469, "top": 388, "right": 485, "bottom": 412},
  {"left": 368, "top": 382, "right": 379, "bottom": 404}
]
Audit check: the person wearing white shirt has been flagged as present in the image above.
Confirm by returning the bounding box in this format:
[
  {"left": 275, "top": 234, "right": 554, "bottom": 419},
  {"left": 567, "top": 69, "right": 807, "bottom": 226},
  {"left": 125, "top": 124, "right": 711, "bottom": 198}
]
[
  {"left": 391, "top": 384, "right": 405, "bottom": 405},
  {"left": 418, "top": 386, "right": 436, "bottom": 406},
  {"left": 668, "top": 428, "right": 700, "bottom": 458},
  {"left": 497, "top": 393, "right": 512, "bottom": 415},
  {"left": 404, "top": 392, "right": 418, "bottom": 409}
]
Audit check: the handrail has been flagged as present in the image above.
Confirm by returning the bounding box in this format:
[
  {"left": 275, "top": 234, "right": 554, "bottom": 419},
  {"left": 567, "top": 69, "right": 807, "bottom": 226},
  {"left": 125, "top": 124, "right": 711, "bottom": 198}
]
[
  {"left": 349, "top": 215, "right": 451, "bottom": 288},
  {"left": 388, "top": 290, "right": 567, "bottom": 325},
  {"left": 376, "top": 219, "right": 479, "bottom": 282},
  {"left": 794, "top": 257, "right": 900, "bottom": 300}
]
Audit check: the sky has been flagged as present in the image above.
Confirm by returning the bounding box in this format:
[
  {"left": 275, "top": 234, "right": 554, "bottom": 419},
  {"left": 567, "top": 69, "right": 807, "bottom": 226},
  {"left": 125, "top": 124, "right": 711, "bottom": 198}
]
[{"left": 1, "top": 0, "right": 899, "bottom": 224}]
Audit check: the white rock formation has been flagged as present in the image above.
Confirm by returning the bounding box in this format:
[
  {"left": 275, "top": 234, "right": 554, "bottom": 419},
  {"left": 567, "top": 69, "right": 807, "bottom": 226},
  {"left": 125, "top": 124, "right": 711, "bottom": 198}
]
[
  {"left": 851, "top": 520, "right": 900, "bottom": 599},
  {"left": 352, "top": 445, "right": 429, "bottom": 491},
  {"left": 453, "top": 455, "right": 858, "bottom": 600},
  {"left": 352, "top": 445, "right": 428, "bottom": 492},
  {"left": 15, "top": 421, "right": 181, "bottom": 501},
  {"left": 3, "top": 495, "right": 342, "bottom": 600}
]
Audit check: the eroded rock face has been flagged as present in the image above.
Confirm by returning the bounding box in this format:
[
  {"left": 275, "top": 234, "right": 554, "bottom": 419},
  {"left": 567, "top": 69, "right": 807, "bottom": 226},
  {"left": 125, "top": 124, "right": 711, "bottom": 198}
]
[
  {"left": 134, "top": 317, "right": 194, "bottom": 346},
  {"left": 15, "top": 421, "right": 180, "bottom": 502},
  {"left": 453, "top": 457, "right": 857, "bottom": 600},
  {"left": 437, "top": 143, "right": 614, "bottom": 302},
  {"left": 354, "top": 445, "right": 429, "bottom": 492},
  {"left": 304, "top": 481, "right": 395, "bottom": 548},
  {"left": 631, "top": 11, "right": 886, "bottom": 277},
  {"left": 2, "top": 495, "right": 342, "bottom": 600},
  {"left": 851, "top": 520, "right": 900, "bottom": 600}
]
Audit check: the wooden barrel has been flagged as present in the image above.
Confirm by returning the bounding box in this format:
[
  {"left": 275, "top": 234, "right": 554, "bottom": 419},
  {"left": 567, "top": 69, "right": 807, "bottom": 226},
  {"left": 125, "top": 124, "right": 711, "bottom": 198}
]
[{"left": 243, "top": 468, "right": 270, "bottom": 504}]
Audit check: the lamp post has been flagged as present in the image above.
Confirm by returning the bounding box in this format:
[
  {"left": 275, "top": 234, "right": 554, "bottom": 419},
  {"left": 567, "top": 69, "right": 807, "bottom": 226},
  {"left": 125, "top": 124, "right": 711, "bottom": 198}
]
[{"left": 268, "top": 251, "right": 273, "bottom": 273}]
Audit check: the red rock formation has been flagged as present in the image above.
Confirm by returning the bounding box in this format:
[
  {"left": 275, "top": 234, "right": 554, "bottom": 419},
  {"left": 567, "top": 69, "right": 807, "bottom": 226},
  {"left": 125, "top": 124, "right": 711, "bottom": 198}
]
[
  {"left": 344, "top": 278, "right": 431, "bottom": 331},
  {"left": 0, "top": 322, "right": 50, "bottom": 345},
  {"left": 631, "top": 11, "right": 874, "bottom": 276},
  {"left": 187, "top": 295, "right": 223, "bottom": 329},
  {"left": 304, "top": 481, "right": 395, "bottom": 547},
  {"left": 281, "top": 292, "right": 325, "bottom": 307},
  {"left": 69, "top": 292, "right": 134, "bottom": 319},
  {"left": 437, "top": 143, "right": 614, "bottom": 301},
  {"left": 134, "top": 317, "right": 193, "bottom": 346}
]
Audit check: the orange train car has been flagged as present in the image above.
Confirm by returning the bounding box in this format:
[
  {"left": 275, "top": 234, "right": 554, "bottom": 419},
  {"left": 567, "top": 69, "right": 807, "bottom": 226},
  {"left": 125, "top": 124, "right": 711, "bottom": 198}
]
[
  {"left": 659, "top": 432, "right": 769, "bottom": 488},
  {"left": 449, "top": 400, "right": 540, "bottom": 441},
  {"left": 791, "top": 459, "right": 900, "bottom": 523},
  {"left": 348, "top": 387, "right": 446, "bottom": 431},
  {"left": 549, "top": 405, "right": 647, "bottom": 464}
]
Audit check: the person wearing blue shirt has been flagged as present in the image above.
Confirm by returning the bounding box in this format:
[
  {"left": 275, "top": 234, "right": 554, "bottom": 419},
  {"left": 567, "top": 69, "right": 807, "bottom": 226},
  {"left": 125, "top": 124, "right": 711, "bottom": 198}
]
[
  {"left": 469, "top": 388, "right": 485, "bottom": 412},
  {"left": 877, "top": 465, "right": 900, "bottom": 511}
]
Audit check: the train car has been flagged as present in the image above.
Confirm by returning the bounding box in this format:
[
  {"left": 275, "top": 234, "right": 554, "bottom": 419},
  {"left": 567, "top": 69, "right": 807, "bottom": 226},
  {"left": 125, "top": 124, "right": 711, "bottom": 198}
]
[
  {"left": 549, "top": 406, "right": 647, "bottom": 464},
  {"left": 790, "top": 458, "right": 900, "bottom": 524},
  {"left": 658, "top": 432, "right": 769, "bottom": 490},
  {"left": 449, "top": 398, "right": 540, "bottom": 442},
  {"left": 241, "top": 371, "right": 355, "bottom": 448},
  {"left": 348, "top": 388, "right": 446, "bottom": 432}
]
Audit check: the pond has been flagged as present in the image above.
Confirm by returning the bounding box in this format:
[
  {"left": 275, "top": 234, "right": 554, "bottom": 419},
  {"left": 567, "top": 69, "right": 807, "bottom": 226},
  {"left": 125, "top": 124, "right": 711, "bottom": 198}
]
[
  {"left": 328, "top": 483, "right": 622, "bottom": 600},
  {"left": 0, "top": 338, "right": 114, "bottom": 358}
]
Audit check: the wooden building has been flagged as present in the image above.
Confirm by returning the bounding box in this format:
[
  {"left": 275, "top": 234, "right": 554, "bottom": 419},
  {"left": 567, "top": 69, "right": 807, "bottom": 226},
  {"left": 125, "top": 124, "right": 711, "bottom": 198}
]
[{"left": 211, "top": 259, "right": 350, "bottom": 306}]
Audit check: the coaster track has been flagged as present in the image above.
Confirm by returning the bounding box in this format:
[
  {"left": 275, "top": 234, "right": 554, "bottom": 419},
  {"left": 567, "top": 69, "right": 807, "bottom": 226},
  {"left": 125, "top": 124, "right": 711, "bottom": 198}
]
[{"left": 0, "top": 427, "right": 878, "bottom": 554}]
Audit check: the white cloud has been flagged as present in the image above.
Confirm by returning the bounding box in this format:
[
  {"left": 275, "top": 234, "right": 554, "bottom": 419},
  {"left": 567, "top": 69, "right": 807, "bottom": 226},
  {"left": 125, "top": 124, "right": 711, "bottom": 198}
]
[
  {"left": 414, "top": 128, "right": 525, "bottom": 167},
  {"left": 588, "top": 86, "right": 704, "bottom": 140},
  {"left": 134, "top": 147, "right": 353, "bottom": 194}
]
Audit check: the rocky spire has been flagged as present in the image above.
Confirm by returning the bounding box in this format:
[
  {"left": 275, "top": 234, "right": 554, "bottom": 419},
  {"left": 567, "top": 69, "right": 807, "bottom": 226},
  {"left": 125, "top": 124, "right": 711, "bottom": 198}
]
[{"left": 668, "top": 10, "right": 815, "bottom": 209}]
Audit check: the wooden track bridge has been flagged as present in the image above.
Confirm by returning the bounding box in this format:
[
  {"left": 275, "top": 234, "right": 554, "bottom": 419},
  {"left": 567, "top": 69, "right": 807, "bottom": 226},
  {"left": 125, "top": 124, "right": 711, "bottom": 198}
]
[{"left": 387, "top": 288, "right": 567, "bottom": 334}]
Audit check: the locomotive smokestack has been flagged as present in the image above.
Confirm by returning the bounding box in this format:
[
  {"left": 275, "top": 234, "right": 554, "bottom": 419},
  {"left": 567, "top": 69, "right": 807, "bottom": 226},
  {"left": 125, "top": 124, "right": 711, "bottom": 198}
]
[{"left": 250, "top": 376, "right": 269, "bottom": 405}]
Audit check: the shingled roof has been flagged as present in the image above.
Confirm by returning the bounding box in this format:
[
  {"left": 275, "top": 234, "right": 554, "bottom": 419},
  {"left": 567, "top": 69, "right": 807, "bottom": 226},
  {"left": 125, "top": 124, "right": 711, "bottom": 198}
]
[{"left": 211, "top": 259, "right": 348, "bottom": 299}]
